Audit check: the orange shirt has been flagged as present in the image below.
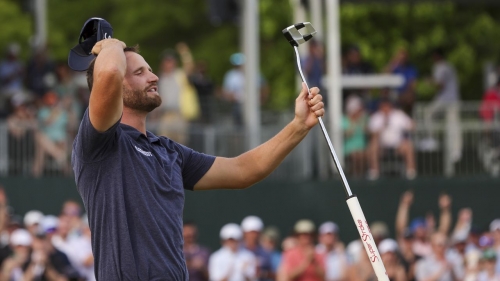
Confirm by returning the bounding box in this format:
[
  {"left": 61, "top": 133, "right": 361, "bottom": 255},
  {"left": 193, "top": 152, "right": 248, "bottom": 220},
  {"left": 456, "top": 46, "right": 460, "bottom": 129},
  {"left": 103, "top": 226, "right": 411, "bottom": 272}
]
[{"left": 282, "top": 247, "right": 325, "bottom": 281}]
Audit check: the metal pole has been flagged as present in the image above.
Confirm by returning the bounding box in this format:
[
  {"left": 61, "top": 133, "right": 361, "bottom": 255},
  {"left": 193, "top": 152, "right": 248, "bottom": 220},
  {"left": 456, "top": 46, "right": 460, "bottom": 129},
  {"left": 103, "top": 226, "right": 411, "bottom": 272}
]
[
  {"left": 310, "top": 0, "right": 323, "bottom": 42},
  {"left": 326, "top": 0, "right": 344, "bottom": 166},
  {"left": 243, "top": 0, "right": 260, "bottom": 149},
  {"left": 34, "top": 0, "right": 47, "bottom": 51}
]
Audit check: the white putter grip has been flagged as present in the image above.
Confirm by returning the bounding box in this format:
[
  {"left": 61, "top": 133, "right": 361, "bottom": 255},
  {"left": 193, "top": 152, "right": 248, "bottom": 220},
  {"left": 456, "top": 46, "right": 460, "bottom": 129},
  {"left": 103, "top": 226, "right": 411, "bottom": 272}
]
[{"left": 346, "top": 196, "right": 389, "bottom": 281}]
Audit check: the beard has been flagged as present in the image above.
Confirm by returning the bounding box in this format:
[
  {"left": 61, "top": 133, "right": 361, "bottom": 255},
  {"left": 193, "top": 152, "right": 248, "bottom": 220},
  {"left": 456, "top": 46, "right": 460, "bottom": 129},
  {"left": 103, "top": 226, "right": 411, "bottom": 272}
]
[{"left": 122, "top": 85, "right": 162, "bottom": 112}]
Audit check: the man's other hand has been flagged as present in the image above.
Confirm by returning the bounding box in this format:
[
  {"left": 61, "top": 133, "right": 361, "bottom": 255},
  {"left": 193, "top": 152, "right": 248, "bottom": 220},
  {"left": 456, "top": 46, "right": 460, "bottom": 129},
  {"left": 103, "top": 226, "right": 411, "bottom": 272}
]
[{"left": 294, "top": 82, "right": 324, "bottom": 130}]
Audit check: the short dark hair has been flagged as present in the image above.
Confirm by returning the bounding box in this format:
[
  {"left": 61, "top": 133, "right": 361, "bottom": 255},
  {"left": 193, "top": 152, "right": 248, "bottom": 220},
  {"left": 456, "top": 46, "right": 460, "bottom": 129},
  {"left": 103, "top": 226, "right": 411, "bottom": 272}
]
[{"left": 86, "top": 45, "right": 140, "bottom": 91}]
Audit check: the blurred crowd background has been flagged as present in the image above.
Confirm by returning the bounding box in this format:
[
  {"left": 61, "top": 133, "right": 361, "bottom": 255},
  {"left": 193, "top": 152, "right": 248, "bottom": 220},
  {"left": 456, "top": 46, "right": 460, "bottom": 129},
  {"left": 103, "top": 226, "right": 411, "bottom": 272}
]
[
  {"left": 0, "top": 187, "right": 500, "bottom": 281},
  {"left": 1, "top": 0, "right": 500, "bottom": 280}
]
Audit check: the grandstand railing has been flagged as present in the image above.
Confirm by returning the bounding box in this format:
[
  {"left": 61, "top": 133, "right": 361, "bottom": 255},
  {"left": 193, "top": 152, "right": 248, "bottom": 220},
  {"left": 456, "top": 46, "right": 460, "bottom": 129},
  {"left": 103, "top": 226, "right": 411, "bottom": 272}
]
[{"left": 0, "top": 101, "right": 498, "bottom": 179}]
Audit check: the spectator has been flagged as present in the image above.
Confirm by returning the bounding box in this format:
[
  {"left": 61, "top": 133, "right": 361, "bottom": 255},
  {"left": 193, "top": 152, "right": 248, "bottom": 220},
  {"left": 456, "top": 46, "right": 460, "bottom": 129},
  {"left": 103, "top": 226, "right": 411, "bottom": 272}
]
[
  {"left": 479, "top": 77, "right": 500, "bottom": 176},
  {"left": 0, "top": 43, "right": 24, "bottom": 118},
  {"left": 316, "top": 222, "right": 347, "bottom": 281},
  {"left": 490, "top": 219, "right": 500, "bottom": 274},
  {"left": 303, "top": 40, "right": 325, "bottom": 99},
  {"left": 396, "top": 191, "right": 453, "bottom": 259},
  {"left": 477, "top": 249, "right": 500, "bottom": 281},
  {"left": 53, "top": 62, "right": 83, "bottom": 137},
  {"left": 7, "top": 98, "right": 37, "bottom": 175},
  {"left": 23, "top": 210, "right": 44, "bottom": 237},
  {"left": 222, "top": 53, "right": 269, "bottom": 127},
  {"left": 80, "top": 216, "right": 95, "bottom": 281},
  {"left": 343, "top": 45, "right": 374, "bottom": 75},
  {"left": 0, "top": 228, "right": 31, "bottom": 281},
  {"left": 260, "top": 226, "right": 282, "bottom": 275},
  {"left": 240, "top": 216, "right": 273, "bottom": 281},
  {"left": 155, "top": 44, "right": 199, "bottom": 144},
  {"left": 384, "top": 48, "right": 418, "bottom": 116},
  {"left": 415, "top": 232, "right": 465, "bottom": 281},
  {"left": 378, "top": 238, "right": 407, "bottom": 281},
  {"left": 280, "top": 219, "right": 324, "bottom": 281},
  {"left": 367, "top": 98, "right": 416, "bottom": 180},
  {"left": 188, "top": 60, "right": 215, "bottom": 124},
  {"left": 346, "top": 240, "right": 376, "bottom": 281},
  {"left": 209, "top": 223, "right": 256, "bottom": 281},
  {"left": 60, "top": 200, "right": 83, "bottom": 238},
  {"left": 343, "top": 95, "right": 368, "bottom": 177},
  {"left": 35, "top": 215, "right": 81, "bottom": 280},
  {"left": 25, "top": 46, "right": 56, "bottom": 99},
  {"left": 51, "top": 214, "right": 93, "bottom": 280},
  {"left": 32, "top": 91, "right": 69, "bottom": 177},
  {"left": 369, "top": 221, "right": 390, "bottom": 246},
  {"left": 420, "top": 48, "right": 462, "bottom": 165},
  {"left": 183, "top": 221, "right": 210, "bottom": 281}
]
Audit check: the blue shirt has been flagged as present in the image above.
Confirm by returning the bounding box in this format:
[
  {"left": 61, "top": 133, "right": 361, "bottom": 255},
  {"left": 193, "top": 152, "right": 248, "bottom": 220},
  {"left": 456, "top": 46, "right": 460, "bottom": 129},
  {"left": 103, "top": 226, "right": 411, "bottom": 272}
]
[
  {"left": 72, "top": 109, "right": 215, "bottom": 280},
  {"left": 392, "top": 64, "right": 417, "bottom": 94}
]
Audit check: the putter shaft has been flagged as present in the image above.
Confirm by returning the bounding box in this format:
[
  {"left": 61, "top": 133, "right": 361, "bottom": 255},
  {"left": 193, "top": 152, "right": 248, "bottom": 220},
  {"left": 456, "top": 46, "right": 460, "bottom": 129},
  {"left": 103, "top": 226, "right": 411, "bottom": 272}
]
[{"left": 293, "top": 46, "right": 353, "bottom": 197}]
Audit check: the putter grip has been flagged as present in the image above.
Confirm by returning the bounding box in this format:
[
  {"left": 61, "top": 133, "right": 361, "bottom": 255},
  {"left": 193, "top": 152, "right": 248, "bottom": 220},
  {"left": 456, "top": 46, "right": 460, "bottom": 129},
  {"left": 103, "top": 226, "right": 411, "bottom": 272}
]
[{"left": 346, "top": 196, "right": 389, "bottom": 281}]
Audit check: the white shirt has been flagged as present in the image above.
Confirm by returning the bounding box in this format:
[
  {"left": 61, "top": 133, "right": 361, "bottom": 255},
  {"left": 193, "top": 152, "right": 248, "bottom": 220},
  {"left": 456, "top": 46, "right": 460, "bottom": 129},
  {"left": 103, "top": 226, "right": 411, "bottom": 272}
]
[
  {"left": 159, "top": 71, "right": 181, "bottom": 111},
  {"left": 52, "top": 235, "right": 95, "bottom": 281},
  {"left": 208, "top": 246, "right": 257, "bottom": 281},
  {"left": 369, "top": 109, "right": 412, "bottom": 148},
  {"left": 415, "top": 253, "right": 464, "bottom": 281},
  {"left": 433, "top": 61, "right": 459, "bottom": 102},
  {"left": 223, "top": 69, "right": 245, "bottom": 103},
  {"left": 323, "top": 249, "right": 348, "bottom": 281}
]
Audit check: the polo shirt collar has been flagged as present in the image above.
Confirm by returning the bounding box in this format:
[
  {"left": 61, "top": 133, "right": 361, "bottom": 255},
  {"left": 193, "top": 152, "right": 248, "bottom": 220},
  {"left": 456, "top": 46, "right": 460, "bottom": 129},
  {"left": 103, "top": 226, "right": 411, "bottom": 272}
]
[{"left": 120, "top": 123, "right": 160, "bottom": 143}]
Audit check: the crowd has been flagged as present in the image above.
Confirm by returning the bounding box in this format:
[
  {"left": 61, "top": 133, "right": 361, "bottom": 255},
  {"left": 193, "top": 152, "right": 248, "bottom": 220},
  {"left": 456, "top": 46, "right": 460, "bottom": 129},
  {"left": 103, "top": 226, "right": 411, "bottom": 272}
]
[{"left": 0, "top": 183, "right": 498, "bottom": 281}]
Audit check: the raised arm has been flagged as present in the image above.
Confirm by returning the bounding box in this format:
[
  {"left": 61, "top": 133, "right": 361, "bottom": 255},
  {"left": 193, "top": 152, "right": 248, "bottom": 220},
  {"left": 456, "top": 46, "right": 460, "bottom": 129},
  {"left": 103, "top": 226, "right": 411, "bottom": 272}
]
[
  {"left": 88, "top": 39, "right": 126, "bottom": 132},
  {"left": 437, "top": 193, "right": 452, "bottom": 235},
  {"left": 395, "top": 190, "right": 413, "bottom": 239},
  {"left": 194, "top": 83, "right": 324, "bottom": 190}
]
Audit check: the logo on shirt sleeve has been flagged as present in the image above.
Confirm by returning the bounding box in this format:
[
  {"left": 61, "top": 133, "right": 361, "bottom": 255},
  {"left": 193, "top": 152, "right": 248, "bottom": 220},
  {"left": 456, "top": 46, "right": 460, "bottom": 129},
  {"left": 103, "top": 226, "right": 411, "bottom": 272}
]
[{"left": 134, "top": 145, "right": 152, "bottom": 157}]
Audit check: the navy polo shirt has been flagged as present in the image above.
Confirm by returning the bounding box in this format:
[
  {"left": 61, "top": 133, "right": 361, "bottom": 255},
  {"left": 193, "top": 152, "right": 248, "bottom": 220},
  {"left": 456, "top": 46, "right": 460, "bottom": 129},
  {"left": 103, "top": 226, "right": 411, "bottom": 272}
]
[{"left": 71, "top": 109, "right": 215, "bottom": 281}]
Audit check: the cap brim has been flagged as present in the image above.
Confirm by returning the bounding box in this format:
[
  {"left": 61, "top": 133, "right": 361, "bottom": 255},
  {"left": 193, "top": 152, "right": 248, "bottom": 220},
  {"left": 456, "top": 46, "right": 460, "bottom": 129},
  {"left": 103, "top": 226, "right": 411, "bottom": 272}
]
[{"left": 68, "top": 44, "right": 95, "bottom": 72}]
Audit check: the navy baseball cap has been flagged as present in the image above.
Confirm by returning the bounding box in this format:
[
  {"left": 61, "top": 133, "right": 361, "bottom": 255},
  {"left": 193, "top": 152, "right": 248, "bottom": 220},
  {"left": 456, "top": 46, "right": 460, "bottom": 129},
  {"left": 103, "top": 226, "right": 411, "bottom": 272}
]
[{"left": 68, "top": 17, "right": 113, "bottom": 71}]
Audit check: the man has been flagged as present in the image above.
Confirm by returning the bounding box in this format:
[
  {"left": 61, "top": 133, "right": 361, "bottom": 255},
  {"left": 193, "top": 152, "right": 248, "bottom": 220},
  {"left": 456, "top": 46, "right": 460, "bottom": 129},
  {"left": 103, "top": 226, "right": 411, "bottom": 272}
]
[
  {"left": 367, "top": 98, "right": 416, "bottom": 180},
  {"left": 280, "top": 219, "right": 325, "bottom": 281},
  {"left": 208, "top": 223, "right": 257, "bottom": 281},
  {"left": 183, "top": 221, "right": 210, "bottom": 281},
  {"left": 415, "top": 232, "right": 464, "bottom": 281},
  {"left": 240, "top": 216, "right": 273, "bottom": 280},
  {"left": 421, "top": 48, "right": 462, "bottom": 164},
  {"left": 71, "top": 35, "right": 324, "bottom": 281},
  {"left": 316, "top": 221, "right": 347, "bottom": 281}
]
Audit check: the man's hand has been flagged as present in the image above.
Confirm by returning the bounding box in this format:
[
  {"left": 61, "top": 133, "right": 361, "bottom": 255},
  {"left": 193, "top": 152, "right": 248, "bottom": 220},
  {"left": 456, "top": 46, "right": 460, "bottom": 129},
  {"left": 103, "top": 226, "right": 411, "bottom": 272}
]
[
  {"left": 294, "top": 83, "right": 324, "bottom": 130},
  {"left": 91, "top": 38, "right": 126, "bottom": 56},
  {"left": 438, "top": 193, "right": 451, "bottom": 210},
  {"left": 400, "top": 190, "right": 414, "bottom": 206}
]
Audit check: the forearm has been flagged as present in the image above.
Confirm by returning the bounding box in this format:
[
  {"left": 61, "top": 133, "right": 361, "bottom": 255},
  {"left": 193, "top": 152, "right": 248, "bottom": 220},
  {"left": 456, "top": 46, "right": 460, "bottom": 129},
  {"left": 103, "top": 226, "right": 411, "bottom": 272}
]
[
  {"left": 234, "top": 119, "right": 309, "bottom": 188},
  {"left": 395, "top": 204, "right": 409, "bottom": 238},
  {"left": 438, "top": 208, "right": 451, "bottom": 235}
]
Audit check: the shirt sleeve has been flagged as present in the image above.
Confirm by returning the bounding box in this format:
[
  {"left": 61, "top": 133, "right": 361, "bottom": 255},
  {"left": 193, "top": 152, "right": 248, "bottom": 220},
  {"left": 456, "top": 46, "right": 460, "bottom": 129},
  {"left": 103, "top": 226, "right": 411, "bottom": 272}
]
[
  {"left": 72, "top": 108, "right": 121, "bottom": 163},
  {"left": 174, "top": 143, "right": 216, "bottom": 190},
  {"left": 433, "top": 64, "right": 448, "bottom": 85},
  {"left": 368, "top": 114, "right": 383, "bottom": 133}
]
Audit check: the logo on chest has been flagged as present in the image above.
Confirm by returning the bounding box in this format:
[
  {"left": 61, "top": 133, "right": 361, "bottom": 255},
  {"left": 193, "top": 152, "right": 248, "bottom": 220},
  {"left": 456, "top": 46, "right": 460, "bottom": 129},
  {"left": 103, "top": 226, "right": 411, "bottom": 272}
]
[{"left": 134, "top": 145, "right": 152, "bottom": 157}]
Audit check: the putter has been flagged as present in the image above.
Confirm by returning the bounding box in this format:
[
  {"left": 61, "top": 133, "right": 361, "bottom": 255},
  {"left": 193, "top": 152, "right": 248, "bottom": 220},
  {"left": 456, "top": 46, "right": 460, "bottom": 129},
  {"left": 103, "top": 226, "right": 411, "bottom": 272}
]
[{"left": 282, "top": 22, "right": 389, "bottom": 281}]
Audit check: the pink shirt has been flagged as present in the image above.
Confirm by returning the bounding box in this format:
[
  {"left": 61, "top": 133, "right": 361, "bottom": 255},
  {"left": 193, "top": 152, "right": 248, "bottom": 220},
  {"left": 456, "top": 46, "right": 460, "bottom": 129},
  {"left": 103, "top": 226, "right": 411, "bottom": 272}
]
[{"left": 282, "top": 247, "right": 325, "bottom": 281}]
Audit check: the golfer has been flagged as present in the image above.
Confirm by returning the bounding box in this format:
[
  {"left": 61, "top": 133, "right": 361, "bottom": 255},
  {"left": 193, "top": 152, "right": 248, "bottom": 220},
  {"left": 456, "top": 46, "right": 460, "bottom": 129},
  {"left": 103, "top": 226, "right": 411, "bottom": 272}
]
[{"left": 71, "top": 38, "right": 324, "bottom": 280}]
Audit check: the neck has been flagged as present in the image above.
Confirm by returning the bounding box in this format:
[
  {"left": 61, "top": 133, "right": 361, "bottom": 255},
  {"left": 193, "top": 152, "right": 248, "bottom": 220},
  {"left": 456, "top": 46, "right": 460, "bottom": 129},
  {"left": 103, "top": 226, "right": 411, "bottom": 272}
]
[{"left": 121, "top": 107, "right": 148, "bottom": 135}]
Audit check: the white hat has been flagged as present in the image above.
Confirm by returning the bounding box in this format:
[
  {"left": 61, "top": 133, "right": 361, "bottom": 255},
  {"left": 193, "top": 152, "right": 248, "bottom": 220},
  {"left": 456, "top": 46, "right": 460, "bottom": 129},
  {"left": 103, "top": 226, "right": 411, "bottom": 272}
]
[
  {"left": 319, "top": 221, "right": 339, "bottom": 234},
  {"left": 378, "top": 238, "right": 398, "bottom": 254},
  {"left": 10, "top": 229, "right": 32, "bottom": 247},
  {"left": 39, "top": 215, "right": 59, "bottom": 234},
  {"left": 220, "top": 223, "right": 243, "bottom": 240},
  {"left": 346, "top": 95, "right": 362, "bottom": 115},
  {"left": 294, "top": 219, "right": 316, "bottom": 234},
  {"left": 241, "top": 216, "right": 264, "bottom": 232},
  {"left": 24, "top": 210, "right": 44, "bottom": 227},
  {"left": 490, "top": 219, "right": 500, "bottom": 232}
]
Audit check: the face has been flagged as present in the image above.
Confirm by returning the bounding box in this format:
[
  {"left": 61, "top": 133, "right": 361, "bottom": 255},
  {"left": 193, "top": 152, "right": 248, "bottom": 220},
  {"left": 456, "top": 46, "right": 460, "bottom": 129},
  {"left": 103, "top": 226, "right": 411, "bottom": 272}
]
[
  {"left": 380, "top": 102, "right": 392, "bottom": 114},
  {"left": 347, "top": 49, "right": 361, "bottom": 64},
  {"left": 319, "top": 232, "right": 336, "bottom": 247},
  {"left": 57, "top": 215, "right": 71, "bottom": 237},
  {"left": 123, "top": 52, "right": 161, "bottom": 113},
  {"left": 183, "top": 225, "right": 197, "bottom": 245},
  {"left": 161, "top": 57, "right": 177, "bottom": 73},
  {"left": 432, "top": 233, "right": 447, "bottom": 256},
  {"left": 297, "top": 233, "right": 314, "bottom": 246},
  {"left": 224, "top": 239, "right": 239, "bottom": 252},
  {"left": 381, "top": 251, "right": 396, "bottom": 264},
  {"left": 244, "top": 231, "right": 260, "bottom": 245}
]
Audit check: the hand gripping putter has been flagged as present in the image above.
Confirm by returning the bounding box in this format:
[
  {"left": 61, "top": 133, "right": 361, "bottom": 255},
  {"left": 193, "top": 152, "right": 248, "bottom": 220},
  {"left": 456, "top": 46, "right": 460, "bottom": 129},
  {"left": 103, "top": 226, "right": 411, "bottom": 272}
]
[{"left": 282, "top": 22, "right": 389, "bottom": 281}]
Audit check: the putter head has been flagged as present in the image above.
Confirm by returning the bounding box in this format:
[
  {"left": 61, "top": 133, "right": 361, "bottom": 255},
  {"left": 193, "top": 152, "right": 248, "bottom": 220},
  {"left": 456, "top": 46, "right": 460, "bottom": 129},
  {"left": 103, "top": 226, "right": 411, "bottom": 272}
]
[{"left": 282, "top": 22, "right": 317, "bottom": 47}]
